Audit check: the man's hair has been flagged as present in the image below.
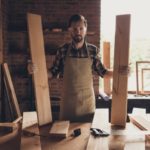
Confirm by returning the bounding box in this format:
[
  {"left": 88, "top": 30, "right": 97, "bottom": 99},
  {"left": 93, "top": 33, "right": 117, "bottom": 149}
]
[{"left": 68, "top": 14, "right": 87, "bottom": 28}]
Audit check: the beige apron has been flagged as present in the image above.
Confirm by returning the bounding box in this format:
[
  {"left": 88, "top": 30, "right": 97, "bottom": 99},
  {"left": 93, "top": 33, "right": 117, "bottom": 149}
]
[{"left": 60, "top": 44, "right": 95, "bottom": 122}]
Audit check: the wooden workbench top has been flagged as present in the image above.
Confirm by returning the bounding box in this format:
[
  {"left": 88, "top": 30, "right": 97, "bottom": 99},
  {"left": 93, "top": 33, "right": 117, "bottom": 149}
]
[{"left": 38, "top": 122, "right": 150, "bottom": 150}]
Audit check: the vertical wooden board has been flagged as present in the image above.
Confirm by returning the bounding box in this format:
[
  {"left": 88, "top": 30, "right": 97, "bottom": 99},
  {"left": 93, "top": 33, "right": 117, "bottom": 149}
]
[
  {"left": 103, "top": 42, "right": 111, "bottom": 95},
  {"left": 27, "top": 13, "right": 52, "bottom": 126},
  {"left": 0, "top": 0, "right": 3, "bottom": 63},
  {"left": 111, "top": 15, "right": 130, "bottom": 126},
  {"left": 2, "top": 63, "right": 21, "bottom": 118}
]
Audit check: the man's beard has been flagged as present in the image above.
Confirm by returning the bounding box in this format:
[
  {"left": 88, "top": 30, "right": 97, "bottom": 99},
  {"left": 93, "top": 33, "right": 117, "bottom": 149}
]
[{"left": 72, "top": 35, "right": 83, "bottom": 43}]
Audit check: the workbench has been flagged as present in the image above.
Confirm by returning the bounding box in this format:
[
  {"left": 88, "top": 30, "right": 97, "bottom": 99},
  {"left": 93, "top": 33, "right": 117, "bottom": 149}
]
[
  {"left": 22, "top": 111, "right": 150, "bottom": 150},
  {"left": 1, "top": 110, "right": 150, "bottom": 150},
  {"left": 37, "top": 122, "right": 150, "bottom": 150}
]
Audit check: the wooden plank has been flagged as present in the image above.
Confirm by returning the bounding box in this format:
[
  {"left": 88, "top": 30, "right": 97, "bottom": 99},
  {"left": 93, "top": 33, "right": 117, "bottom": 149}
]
[
  {"left": 49, "top": 121, "right": 70, "bottom": 138},
  {"left": 27, "top": 13, "right": 52, "bottom": 126},
  {"left": 2, "top": 63, "right": 21, "bottom": 118},
  {"left": 22, "top": 111, "right": 37, "bottom": 129},
  {"left": 0, "top": 0, "right": 3, "bottom": 63},
  {"left": 103, "top": 42, "right": 111, "bottom": 95},
  {"left": 129, "top": 115, "right": 150, "bottom": 131},
  {"left": 21, "top": 111, "right": 41, "bottom": 150},
  {"left": 111, "top": 15, "right": 130, "bottom": 127},
  {"left": 86, "top": 109, "right": 109, "bottom": 150}
]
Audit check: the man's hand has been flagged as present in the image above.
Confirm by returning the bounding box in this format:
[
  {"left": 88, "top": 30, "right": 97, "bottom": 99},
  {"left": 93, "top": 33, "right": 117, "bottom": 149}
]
[
  {"left": 118, "top": 64, "right": 131, "bottom": 76},
  {"left": 27, "top": 60, "right": 38, "bottom": 75}
]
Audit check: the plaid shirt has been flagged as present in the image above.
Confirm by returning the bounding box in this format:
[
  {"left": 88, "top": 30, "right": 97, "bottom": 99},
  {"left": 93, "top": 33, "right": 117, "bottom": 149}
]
[{"left": 50, "top": 42, "right": 107, "bottom": 78}]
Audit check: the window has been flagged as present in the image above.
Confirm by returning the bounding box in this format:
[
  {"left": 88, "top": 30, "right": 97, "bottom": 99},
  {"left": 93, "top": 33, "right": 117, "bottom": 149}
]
[{"left": 101, "top": 0, "right": 150, "bottom": 93}]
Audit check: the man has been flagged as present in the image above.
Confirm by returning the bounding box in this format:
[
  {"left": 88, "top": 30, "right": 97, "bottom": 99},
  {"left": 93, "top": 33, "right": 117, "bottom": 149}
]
[
  {"left": 28, "top": 14, "right": 128, "bottom": 121},
  {"left": 49, "top": 14, "right": 113, "bottom": 121}
]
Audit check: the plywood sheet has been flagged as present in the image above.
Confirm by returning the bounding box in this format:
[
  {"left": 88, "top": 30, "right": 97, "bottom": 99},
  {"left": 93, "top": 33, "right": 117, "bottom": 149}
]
[
  {"left": 111, "top": 15, "right": 130, "bottom": 126},
  {"left": 27, "top": 13, "right": 52, "bottom": 126}
]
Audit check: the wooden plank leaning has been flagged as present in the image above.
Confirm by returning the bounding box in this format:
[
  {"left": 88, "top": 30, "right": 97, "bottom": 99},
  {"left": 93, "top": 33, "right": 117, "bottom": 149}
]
[
  {"left": 111, "top": 15, "right": 130, "bottom": 127},
  {"left": 27, "top": 13, "right": 52, "bottom": 126},
  {"left": 2, "top": 63, "right": 21, "bottom": 118}
]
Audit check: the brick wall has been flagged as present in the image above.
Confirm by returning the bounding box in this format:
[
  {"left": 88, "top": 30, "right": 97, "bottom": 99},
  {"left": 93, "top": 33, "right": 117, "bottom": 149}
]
[{"left": 4, "top": 0, "right": 101, "bottom": 112}]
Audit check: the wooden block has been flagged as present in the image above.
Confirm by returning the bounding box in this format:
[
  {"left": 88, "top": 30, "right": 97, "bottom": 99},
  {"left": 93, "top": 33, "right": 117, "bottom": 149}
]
[
  {"left": 49, "top": 121, "right": 70, "bottom": 138},
  {"left": 111, "top": 15, "right": 131, "bottom": 127},
  {"left": 22, "top": 111, "right": 37, "bottom": 129},
  {"left": 2, "top": 63, "right": 21, "bottom": 118},
  {"left": 86, "top": 109, "right": 109, "bottom": 150},
  {"left": 103, "top": 42, "right": 111, "bottom": 95},
  {"left": 27, "top": 13, "right": 52, "bottom": 126},
  {"left": 21, "top": 111, "right": 41, "bottom": 150}
]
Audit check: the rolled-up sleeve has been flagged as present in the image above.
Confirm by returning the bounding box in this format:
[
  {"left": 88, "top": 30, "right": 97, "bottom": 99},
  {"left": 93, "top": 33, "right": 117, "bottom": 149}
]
[
  {"left": 50, "top": 48, "right": 63, "bottom": 77},
  {"left": 92, "top": 48, "right": 107, "bottom": 77}
]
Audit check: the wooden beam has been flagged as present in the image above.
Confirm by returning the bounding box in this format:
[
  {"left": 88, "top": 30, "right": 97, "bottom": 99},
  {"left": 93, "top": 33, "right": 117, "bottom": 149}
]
[
  {"left": 103, "top": 42, "right": 111, "bottom": 95},
  {"left": 0, "top": 0, "right": 3, "bottom": 63},
  {"left": 27, "top": 13, "right": 52, "bottom": 126},
  {"left": 86, "top": 109, "right": 109, "bottom": 150},
  {"left": 49, "top": 121, "right": 70, "bottom": 138},
  {"left": 111, "top": 15, "right": 130, "bottom": 127},
  {"left": 2, "top": 63, "right": 21, "bottom": 118}
]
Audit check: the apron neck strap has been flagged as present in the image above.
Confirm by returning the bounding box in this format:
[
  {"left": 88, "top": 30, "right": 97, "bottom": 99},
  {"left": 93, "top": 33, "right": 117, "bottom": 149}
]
[{"left": 66, "top": 42, "right": 90, "bottom": 58}]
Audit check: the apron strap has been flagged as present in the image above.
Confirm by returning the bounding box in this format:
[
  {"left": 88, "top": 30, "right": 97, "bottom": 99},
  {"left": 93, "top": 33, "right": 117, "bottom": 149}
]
[{"left": 66, "top": 42, "right": 91, "bottom": 59}]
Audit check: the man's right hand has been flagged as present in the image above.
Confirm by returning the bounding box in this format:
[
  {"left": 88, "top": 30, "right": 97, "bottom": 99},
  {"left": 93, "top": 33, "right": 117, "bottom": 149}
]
[{"left": 27, "top": 60, "right": 38, "bottom": 75}]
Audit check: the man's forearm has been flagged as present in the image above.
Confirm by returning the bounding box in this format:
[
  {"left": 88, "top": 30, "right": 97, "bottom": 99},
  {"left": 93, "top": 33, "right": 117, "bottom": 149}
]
[{"left": 103, "top": 69, "right": 113, "bottom": 78}]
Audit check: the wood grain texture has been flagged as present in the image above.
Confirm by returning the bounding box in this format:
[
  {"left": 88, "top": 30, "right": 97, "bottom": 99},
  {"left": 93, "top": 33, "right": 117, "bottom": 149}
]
[
  {"left": 49, "top": 121, "right": 70, "bottom": 138},
  {"left": 129, "top": 115, "right": 150, "bottom": 131},
  {"left": 27, "top": 13, "right": 52, "bottom": 126},
  {"left": 21, "top": 111, "right": 41, "bottom": 150},
  {"left": 86, "top": 109, "right": 109, "bottom": 150},
  {"left": 2, "top": 63, "right": 21, "bottom": 118},
  {"left": 111, "top": 15, "right": 130, "bottom": 126},
  {"left": 0, "top": 0, "right": 3, "bottom": 63},
  {"left": 103, "top": 42, "right": 111, "bottom": 95}
]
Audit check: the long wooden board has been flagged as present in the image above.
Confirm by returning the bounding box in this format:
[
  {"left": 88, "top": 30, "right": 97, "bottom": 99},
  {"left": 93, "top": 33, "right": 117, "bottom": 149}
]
[
  {"left": 111, "top": 15, "right": 130, "bottom": 127},
  {"left": 0, "top": 0, "right": 3, "bottom": 63},
  {"left": 103, "top": 42, "right": 111, "bottom": 95},
  {"left": 129, "top": 115, "right": 150, "bottom": 131},
  {"left": 27, "top": 13, "right": 52, "bottom": 126},
  {"left": 86, "top": 109, "right": 109, "bottom": 150},
  {"left": 2, "top": 63, "right": 21, "bottom": 118}
]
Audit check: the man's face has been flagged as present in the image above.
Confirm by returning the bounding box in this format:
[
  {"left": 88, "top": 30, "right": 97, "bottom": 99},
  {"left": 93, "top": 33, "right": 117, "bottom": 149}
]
[{"left": 69, "top": 20, "right": 87, "bottom": 43}]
